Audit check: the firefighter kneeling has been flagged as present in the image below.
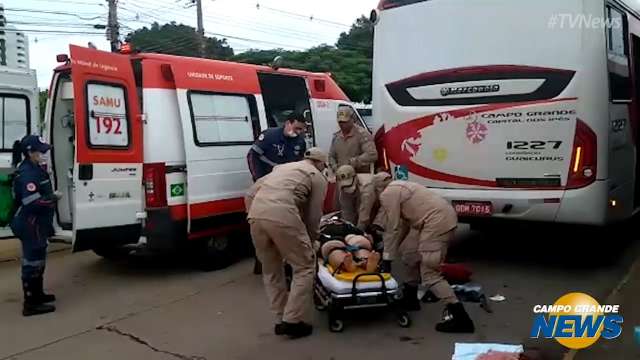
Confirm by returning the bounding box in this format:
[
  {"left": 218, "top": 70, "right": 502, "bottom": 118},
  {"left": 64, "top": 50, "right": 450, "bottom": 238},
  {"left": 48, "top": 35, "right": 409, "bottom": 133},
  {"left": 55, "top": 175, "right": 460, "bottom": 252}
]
[
  {"left": 245, "top": 148, "right": 328, "bottom": 339},
  {"left": 378, "top": 180, "right": 475, "bottom": 333}
]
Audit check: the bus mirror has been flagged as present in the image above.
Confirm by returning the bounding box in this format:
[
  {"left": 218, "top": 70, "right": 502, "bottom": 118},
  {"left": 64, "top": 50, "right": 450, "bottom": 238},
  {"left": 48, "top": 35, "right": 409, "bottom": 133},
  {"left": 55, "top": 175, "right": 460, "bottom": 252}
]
[
  {"left": 370, "top": 9, "right": 380, "bottom": 25},
  {"left": 56, "top": 54, "right": 69, "bottom": 63}
]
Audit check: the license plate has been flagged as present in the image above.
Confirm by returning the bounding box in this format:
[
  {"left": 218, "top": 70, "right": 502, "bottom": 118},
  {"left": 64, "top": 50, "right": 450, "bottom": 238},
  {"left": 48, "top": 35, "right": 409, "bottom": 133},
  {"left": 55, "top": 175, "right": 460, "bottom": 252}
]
[{"left": 452, "top": 201, "right": 493, "bottom": 217}]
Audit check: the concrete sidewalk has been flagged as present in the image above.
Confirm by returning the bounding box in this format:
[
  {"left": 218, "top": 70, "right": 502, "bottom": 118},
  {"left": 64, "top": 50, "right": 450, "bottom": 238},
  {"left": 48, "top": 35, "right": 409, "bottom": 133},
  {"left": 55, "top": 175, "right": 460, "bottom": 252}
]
[{"left": 0, "top": 238, "right": 70, "bottom": 263}]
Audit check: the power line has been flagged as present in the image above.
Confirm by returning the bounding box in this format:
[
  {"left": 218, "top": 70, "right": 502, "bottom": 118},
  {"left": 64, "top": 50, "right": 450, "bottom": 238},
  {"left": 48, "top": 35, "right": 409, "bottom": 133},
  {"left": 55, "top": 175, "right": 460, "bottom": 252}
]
[
  {"left": 121, "top": 5, "right": 330, "bottom": 50},
  {"left": 119, "top": 3, "right": 309, "bottom": 50},
  {"left": 254, "top": 2, "right": 351, "bottom": 28},
  {"left": 0, "top": 28, "right": 105, "bottom": 35},
  {"left": 127, "top": 0, "right": 335, "bottom": 42},
  {"left": 204, "top": 30, "right": 307, "bottom": 49},
  {"left": 27, "top": 0, "right": 104, "bottom": 6},
  {"left": 10, "top": 20, "right": 106, "bottom": 29},
  {"left": 4, "top": 8, "right": 105, "bottom": 21},
  {"left": 118, "top": 1, "right": 364, "bottom": 53}
]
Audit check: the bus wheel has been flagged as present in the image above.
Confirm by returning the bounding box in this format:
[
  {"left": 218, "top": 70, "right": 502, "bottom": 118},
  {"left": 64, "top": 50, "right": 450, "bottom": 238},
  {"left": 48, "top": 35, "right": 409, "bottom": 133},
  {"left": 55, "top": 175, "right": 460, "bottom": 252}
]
[{"left": 194, "top": 236, "right": 234, "bottom": 271}]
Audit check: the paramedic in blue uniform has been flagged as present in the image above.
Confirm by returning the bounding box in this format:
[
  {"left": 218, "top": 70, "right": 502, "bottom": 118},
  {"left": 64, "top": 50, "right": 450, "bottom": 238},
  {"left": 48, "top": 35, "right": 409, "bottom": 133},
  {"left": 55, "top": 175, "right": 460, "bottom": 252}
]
[
  {"left": 10, "top": 135, "right": 62, "bottom": 317},
  {"left": 247, "top": 113, "right": 308, "bottom": 274},
  {"left": 247, "top": 112, "right": 308, "bottom": 181}
]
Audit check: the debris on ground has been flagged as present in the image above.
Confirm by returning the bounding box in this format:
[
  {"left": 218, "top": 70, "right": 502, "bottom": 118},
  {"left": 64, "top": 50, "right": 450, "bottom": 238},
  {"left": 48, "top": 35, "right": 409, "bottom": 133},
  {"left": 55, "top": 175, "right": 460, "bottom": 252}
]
[
  {"left": 489, "top": 294, "right": 507, "bottom": 302},
  {"left": 452, "top": 343, "right": 523, "bottom": 360},
  {"left": 442, "top": 263, "right": 473, "bottom": 284}
]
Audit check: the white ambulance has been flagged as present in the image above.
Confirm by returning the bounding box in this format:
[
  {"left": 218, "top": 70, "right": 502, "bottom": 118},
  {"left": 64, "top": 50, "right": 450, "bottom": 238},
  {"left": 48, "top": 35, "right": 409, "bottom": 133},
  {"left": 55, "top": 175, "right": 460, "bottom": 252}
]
[
  {"left": 0, "top": 67, "right": 39, "bottom": 238},
  {"left": 45, "top": 45, "right": 365, "bottom": 268},
  {"left": 0, "top": 67, "right": 39, "bottom": 169}
]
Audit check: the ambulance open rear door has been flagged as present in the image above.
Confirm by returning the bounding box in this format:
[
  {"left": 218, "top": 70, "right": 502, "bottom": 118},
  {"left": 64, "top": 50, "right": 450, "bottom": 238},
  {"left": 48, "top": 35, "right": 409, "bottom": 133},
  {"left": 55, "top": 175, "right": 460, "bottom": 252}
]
[{"left": 69, "top": 45, "right": 144, "bottom": 252}]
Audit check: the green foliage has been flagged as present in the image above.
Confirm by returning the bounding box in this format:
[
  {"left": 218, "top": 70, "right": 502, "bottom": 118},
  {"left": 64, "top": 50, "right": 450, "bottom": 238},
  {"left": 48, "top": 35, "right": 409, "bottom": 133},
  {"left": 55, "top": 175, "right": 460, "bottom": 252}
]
[
  {"left": 337, "top": 16, "right": 373, "bottom": 58},
  {"left": 126, "top": 22, "right": 234, "bottom": 59},
  {"left": 125, "top": 16, "right": 374, "bottom": 102},
  {"left": 232, "top": 16, "right": 373, "bottom": 103},
  {"left": 39, "top": 90, "right": 48, "bottom": 134}
]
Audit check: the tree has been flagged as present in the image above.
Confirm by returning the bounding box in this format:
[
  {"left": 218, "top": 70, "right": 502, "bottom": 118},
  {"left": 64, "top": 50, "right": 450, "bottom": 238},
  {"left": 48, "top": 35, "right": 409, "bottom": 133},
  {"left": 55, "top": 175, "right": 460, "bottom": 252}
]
[
  {"left": 232, "top": 44, "right": 372, "bottom": 103},
  {"left": 336, "top": 16, "right": 373, "bottom": 58},
  {"left": 39, "top": 90, "right": 48, "bottom": 134},
  {"left": 125, "top": 16, "right": 374, "bottom": 102},
  {"left": 126, "top": 22, "right": 234, "bottom": 59}
]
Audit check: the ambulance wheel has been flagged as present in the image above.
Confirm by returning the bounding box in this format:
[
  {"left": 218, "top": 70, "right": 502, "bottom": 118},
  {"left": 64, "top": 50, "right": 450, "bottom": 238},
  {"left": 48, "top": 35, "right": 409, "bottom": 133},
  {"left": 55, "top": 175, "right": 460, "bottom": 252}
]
[
  {"left": 195, "top": 236, "right": 234, "bottom": 271},
  {"left": 397, "top": 313, "right": 411, "bottom": 328},
  {"left": 329, "top": 318, "right": 344, "bottom": 333}
]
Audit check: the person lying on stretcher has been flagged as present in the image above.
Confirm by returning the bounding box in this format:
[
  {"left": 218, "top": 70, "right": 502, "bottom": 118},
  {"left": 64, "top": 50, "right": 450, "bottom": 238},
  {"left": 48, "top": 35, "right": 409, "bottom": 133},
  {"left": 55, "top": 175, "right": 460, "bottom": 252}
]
[{"left": 320, "top": 234, "right": 381, "bottom": 274}]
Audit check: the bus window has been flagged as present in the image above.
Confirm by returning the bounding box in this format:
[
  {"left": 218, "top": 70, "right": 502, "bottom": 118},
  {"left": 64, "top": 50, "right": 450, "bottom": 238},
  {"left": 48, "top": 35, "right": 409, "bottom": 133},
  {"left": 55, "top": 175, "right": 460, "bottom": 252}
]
[
  {"left": 607, "top": 5, "right": 631, "bottom": 102},
  {"left": 0, "top": 95, "right": 29, "bottom": 150}
]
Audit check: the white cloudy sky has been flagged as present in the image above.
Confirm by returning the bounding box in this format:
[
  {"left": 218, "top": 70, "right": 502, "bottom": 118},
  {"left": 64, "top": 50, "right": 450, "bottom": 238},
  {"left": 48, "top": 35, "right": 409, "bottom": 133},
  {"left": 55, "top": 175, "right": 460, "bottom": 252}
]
[{"left": 3, "top": 0, "right": 378, "bottom": 88}]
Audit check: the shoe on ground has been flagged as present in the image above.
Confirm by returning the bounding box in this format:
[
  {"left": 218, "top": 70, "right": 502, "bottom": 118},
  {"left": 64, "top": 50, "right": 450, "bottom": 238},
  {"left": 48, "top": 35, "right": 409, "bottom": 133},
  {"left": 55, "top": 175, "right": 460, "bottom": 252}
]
[
  {"left": 23, "top": 302, "right": 56, "bottom": 317},
  {"left": 274, "top": 322, "right": 286, "bottom": 335},
  {"left": 22, "top": 279, "right": 56, "bottom": 316},
  {"left": 435, "top": 302, "right": 475, "bottom": 333},
  {"left": 35, "top": 292, "right": 56, "bottom": 304},
  {"left": 282, "top": 321, "right": 313, "bottom": 339}
]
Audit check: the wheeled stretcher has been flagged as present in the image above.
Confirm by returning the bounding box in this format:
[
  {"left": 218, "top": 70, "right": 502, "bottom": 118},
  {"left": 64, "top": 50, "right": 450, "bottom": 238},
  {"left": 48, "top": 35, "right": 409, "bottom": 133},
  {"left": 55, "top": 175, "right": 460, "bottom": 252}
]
[{"left": 313, "top": 260, "right": 411, "bottom": 332}]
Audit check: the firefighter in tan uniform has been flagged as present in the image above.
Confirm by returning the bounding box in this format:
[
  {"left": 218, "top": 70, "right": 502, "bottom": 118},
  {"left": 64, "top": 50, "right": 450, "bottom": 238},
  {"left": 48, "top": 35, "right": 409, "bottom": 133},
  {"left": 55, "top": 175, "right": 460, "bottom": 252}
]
[
  {"left": 246, "top": 148, "right": 328, "bottom": 339},
  {"left": 335, "top": 164, "right": 390, "bottom": 232},
  {"left": 328, "top": 106, "right": 378, "bottom": 174},
  {"left": 378, "top": 180, "right": 475, "bottom": 333}
]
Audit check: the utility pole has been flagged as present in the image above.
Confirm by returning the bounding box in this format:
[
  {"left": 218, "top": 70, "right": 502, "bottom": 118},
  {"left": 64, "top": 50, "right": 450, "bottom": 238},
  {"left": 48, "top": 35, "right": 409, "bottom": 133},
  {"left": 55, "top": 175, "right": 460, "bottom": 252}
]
[
  {"left": 186, "top": 0, "right": 206, "bottom": 57},
  {"left": 195, "top": 0, "right": 206, "bottom": 57},
  {"left": 107, "top": 0, "right": 120, "bottom": 52}
]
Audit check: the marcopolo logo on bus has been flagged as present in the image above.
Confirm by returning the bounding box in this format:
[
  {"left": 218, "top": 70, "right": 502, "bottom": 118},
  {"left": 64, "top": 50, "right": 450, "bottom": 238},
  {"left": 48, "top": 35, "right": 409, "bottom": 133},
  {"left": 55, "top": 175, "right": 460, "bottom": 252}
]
[
  {"left": 530, "top": 292, "right": 623, "bottom": 350},
  {"left": 440, "top": 84, "right": 500, "bottom": 97}
]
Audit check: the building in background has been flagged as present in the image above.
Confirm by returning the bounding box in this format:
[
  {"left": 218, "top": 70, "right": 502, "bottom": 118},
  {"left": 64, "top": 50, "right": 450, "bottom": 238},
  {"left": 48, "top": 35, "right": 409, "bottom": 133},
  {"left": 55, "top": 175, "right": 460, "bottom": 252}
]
[{"left": 0, "top": 5, "right": 30, "bottom": 70}]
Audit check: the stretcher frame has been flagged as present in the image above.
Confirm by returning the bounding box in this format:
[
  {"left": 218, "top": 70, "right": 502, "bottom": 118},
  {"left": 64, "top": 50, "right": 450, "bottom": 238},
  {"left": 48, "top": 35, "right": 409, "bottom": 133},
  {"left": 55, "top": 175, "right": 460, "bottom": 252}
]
[{"left": 313, "top": 262, "right": 411, "bottom": 332}]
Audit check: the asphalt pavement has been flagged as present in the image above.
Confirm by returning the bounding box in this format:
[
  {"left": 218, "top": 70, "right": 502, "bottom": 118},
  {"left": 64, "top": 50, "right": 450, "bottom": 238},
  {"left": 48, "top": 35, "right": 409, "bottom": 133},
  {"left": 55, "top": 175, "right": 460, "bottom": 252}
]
[{"left": 0, "top": 223, "right": 638, "bottom": 360}]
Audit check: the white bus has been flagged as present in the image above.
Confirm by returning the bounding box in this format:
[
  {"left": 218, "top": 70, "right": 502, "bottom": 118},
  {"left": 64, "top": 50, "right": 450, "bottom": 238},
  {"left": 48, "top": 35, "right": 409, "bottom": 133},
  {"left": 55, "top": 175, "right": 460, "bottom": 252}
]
[{"left": 371, "top": 0, "right": 640, "bottom": 225}]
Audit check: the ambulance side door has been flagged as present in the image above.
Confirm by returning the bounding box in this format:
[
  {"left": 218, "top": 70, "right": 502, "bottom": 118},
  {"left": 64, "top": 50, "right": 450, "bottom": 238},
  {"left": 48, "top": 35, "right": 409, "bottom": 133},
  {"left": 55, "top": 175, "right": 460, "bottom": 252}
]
[
  {"left": 170, "top": 63, "right": 261, "bottom": 231},
  {"left": 70, "top": 45, "right": 143, "bottom": 251}
]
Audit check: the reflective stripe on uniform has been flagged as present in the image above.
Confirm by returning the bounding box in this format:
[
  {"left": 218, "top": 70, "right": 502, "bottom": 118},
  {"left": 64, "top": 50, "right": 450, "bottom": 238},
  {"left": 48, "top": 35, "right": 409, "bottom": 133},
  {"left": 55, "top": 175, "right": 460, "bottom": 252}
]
[
  {"left": 22, "top": 193, "right": 42, "bottom": 205},
  {"left": 21, "top": 258, "right": 45, "bottom": 267},
  {"left": 251, "top": 144, "right": 265, "bottom": 155},
  {"left": 259, "top": 155, "right": 278, "bottom": 167}
]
